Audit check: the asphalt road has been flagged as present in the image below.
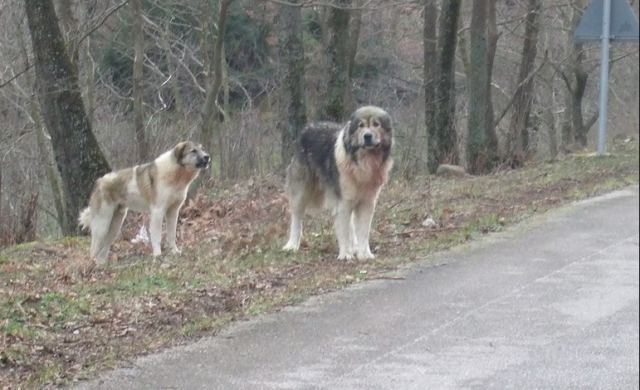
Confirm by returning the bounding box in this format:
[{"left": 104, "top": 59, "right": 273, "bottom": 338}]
[{"left": 79, "top": 187, "right": 639, "bottom": 390}]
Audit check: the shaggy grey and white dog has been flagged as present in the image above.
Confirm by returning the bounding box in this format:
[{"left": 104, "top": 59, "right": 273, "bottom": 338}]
[
  {"left": 79, "top": 141, "right": 210, "bottom": 263},
  {"left": 283, "top": 106, "right": 394, "bottom": 260}
]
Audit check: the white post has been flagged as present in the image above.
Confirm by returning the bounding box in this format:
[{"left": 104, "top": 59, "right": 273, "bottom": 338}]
[{"left": 597, "top": 0, "right": 612, "bottom": 154}]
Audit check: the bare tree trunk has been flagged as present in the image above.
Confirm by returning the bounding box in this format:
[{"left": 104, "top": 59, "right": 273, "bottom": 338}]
[
  {"left": 58, "top": 1, "right": 96, "bottom": 127},
  {"left": 84, "top": 36, "right": 96, "bottom": 126},
  {"left": 33, "top": 115, "right": 67, "bottom": 231},
  {"left": 0, "top": 165, "right": 2, "bottom": 237},
  {"left": 16, "top": 193, "right": 38, "bottom": 244},
  {"left": 541, "top": 71, "right": 559, "bottom": 159},
  {"left": 279, "top": 0, "right": 308, "bottom": 167},
  {"left": 163, "top": 20, "right": 183, "bottom": 114},
  {"left": 467, "top": 0, "right": 497, "bottom": 174},
  {"left": 344, "top": 4, "right": 361, "bottom": 114},
  {"left": 540, "top": 26, "right": 559, "bottom": 160},
  {"left": 560, "top": 47, "right": 589, "bottom": 150},
  {"left": 56, "top": 0, "right": 78, "bottom": 66},
  {"left": 434, "top": 0, "right": 461, "bottom": 166},
  {"left": 132, "top": 0, "right": 149, "bottom": 162},
  {"left": 200, "top": 0, "right": 232, "bottom": 178},
  {"left": 485, "top": 0, "right": 499, "bottom": 154},
  {"left": 219, "top": 47, "right": 229, "bottom": 179},
  {"left": 16, "top": 22, "right": 67, "bottom": 232},
  {"left": 569, "top": 43, "right": 590, "bottom": 148},
  {"left": 320, "top": 0, "right": 351, "bottom": 122},
  {"left": 424, "top": 0, "right": 438, "bottom": 173},
  {"left": 25, "top": 0, "right": 110, "bottom": 234},
  {"left": 507, "top": 0, "right": 542, "bottom": 167},
  {"left": 560, "top": 0, "right": 592, "bottom": 151}
]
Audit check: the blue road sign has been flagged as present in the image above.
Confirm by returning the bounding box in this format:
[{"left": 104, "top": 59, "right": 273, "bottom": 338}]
[{"left": 575, "top": 0, "right": 639, "bottom": 42}]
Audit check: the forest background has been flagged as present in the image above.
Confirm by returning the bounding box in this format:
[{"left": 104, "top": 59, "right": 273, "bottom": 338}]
[{"left": 0, "top": 0, "right": 638, "bottom": 244}]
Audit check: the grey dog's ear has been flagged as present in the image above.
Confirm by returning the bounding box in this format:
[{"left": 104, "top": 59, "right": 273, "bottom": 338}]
[
  {"left": 348, "top": 117, "right": 359, "bottom": 135},
  {"left": 173, "top": 141, "right": 188, "bottom": 162},
  {"left": 379, "top": 112, "right": 392, "bottom": 132}
]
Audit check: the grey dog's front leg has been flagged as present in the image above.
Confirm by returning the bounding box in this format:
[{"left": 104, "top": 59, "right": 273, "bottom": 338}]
[
  {"left": 335, "top": 203, "right": 355, "bottom": 260},
  {"left": 354, "top": 200, "right": 375, "bottom": 259}
]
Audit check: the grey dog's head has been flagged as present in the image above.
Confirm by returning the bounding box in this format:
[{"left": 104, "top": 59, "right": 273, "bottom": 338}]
[
  {"left": 173, "top": 141, "right": 210, "bottom": 169},
  {"left": 344, "top": 106, "right": 393, "bottom": 157}
]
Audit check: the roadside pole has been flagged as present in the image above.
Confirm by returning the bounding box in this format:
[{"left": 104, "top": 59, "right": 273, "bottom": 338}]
[
  {"left": 574, "top": 0, "right": 639, "bottom": 155},
  {"left": 597, "top": 0, "right": 611, "bottom": 154}
]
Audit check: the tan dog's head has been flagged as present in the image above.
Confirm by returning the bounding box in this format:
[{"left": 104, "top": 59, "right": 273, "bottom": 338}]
[
  {"left": 344, "top": 106, "right": 393, "bottom": 157},
  {"left": 173, "top": 141, "right": 210, "bottom": 169}
]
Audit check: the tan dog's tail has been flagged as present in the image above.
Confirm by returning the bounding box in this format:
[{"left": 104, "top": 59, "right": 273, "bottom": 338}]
[{"left": 78, "top": 207, "right": 92, "bottom": 231}]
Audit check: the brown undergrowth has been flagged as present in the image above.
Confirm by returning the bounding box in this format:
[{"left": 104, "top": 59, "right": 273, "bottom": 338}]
[{"left": 1, "top": 140, "right": 638, "bottom": 387}]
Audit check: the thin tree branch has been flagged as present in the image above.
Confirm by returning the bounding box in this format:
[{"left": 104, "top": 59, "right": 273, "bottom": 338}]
[
  {"left": 75, "top": 0, "right": 130, "bottom": 49},
  {"left": 584, "top": 111, "right": 599, "bottom": 132},
  {"left": 263, "top": 0, "right": 411, "bottom": 10},
  {"left": 2, "top": 1, "right": 129, "bottom": 89},
  {"left": 0, "top": 64, "right": 34, "bottom": 89},
  {"left": 494, "top": 56, "right": 548, "bottom": 128}
]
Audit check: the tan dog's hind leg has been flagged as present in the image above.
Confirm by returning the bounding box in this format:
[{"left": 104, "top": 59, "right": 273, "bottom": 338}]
[
  {"left": 95, "top": 206, "right": 128, "bottom": 261},
  {"left": 90, "top": 205, "right": 116, "bottom": 264},
  {"left": 283, "top": 190, "right": 309, "bottom": 252}
]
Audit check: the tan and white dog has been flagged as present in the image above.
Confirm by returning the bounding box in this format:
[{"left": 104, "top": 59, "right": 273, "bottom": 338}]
[
  {"left": 79, "top": 141, "right": 210, "bottom": 263},
  {"left": 283, "top": 106, "right": 393, "bottom": 260}
]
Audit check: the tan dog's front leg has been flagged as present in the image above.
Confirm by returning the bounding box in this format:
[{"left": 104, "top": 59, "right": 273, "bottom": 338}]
[
  {"left": 149, "top": 207, "right": 165, "bottom": 257},
  {"left": 165, "top": 203, "right": 182, "bottom": 255}
]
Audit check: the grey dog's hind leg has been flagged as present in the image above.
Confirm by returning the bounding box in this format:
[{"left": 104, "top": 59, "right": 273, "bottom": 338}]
[{"left": 283, "top": 160, "right": 311, "bottom": 252}]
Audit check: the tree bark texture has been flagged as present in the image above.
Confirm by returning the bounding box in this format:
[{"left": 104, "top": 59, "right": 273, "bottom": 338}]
[
  {"left": 507, "top": 0, "right": 541, "bottom": 167},
  {"left": 200, "top": 0, "right": 232, "bottom": 177},
  {"left": 424, "top": 0, "right": 438, "bottom": 173},
  {"left": 434, "top": 0, "right": 461, "bottom": 166},
  {"left": 320, "top": 0, "right": 351, "bottom": 122},
  {"left": 485, "top": 0, "right": 499, "bottom": 154},
  {"left": 163, "top": 20, "right": 183, "bottom": 113},
  {"left": 132, "top": 0, "right": 149, "bottom": 162},
  {"left": 560, "top": 0, "right": 589, "bottom": 150},
  {"left": 24, "top": 0, "right": 110, "bottom": 235},
  {"left": 279, "top": 0, "right": 308, "bottom": 167},
  {"left": 16, "top": 21, "right": 68, "bottom": 232},
  {"left": 344, "top": 5, "right": 361, "bottom": 114},
  {"left": 56, "top": 0, "right": 79, "bottom": 66},
  {"left": 467, "top": 0, "right": 494, "bottom": 174}
]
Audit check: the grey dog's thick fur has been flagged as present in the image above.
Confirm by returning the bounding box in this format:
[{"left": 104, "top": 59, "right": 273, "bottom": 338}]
[{"left": 283, "top": 106, "right": 394, "bottom": 260}]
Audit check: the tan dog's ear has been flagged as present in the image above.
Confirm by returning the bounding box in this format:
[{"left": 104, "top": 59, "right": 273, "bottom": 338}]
[{"left": 173, "top": 141, "right": 188, "bottom": 162}]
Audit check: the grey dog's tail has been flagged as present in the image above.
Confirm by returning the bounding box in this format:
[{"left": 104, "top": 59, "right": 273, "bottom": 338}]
[{"left": 78, "top": 207, "right": 92, "bottom": 231}]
